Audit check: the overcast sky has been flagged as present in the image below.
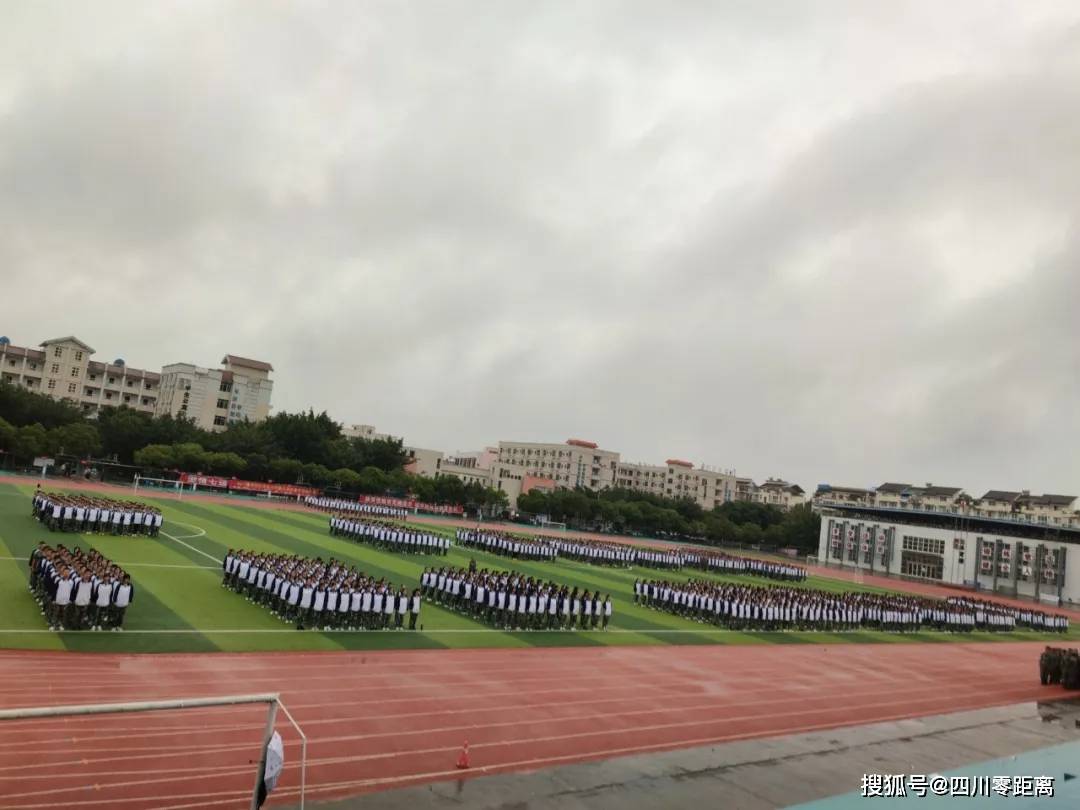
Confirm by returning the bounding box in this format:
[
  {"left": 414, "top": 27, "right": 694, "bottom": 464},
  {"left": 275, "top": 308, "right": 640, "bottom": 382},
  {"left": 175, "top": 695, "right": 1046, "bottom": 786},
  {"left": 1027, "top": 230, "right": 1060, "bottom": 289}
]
[{"left": 2, "top": 2, "right": 1078, "bottom": 496}]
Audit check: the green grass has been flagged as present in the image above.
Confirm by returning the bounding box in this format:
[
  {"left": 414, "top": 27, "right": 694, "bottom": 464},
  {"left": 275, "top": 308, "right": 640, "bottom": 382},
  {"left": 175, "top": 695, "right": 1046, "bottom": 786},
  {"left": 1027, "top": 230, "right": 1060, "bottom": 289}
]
[{"left": 0, "top": 480, "right": 1075, "bottom": 653}]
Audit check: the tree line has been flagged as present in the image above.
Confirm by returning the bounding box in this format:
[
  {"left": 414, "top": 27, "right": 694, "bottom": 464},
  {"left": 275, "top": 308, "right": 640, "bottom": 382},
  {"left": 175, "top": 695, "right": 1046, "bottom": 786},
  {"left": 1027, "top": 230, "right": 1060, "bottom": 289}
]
[
  {"left": 0, "top": 382, "right": 508, "bottom": 513},
  {"left": 516, "top": 486, "right": 820, "bottom": 552}
]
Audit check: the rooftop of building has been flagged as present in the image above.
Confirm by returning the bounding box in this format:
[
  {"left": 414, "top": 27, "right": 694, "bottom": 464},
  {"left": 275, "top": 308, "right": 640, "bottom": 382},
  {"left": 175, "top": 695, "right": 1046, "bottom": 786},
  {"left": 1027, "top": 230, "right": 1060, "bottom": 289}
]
[{"left": 221, "top": 354, "right": 274, "bottom": 373}]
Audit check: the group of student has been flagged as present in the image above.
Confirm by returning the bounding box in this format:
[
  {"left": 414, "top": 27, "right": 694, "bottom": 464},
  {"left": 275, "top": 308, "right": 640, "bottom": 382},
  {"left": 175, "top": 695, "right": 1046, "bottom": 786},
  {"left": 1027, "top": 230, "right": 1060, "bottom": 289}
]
[
  {"left": 28, "top": 543, "right": 135, "bottom": 631},
  {"left": 304, "top": 496, "right": 409, "bottom": 519},
  {"left": 454, "top": 529, "right": 559, "bottom": 561},
  {"left": 329, "top": 516, "right": 450, "bottom": 555},
  {"left": 635, "top": 577, "right": 1070, "bottom": 633},
  {"left": 221, "top": 550, "right": 422, "bottom": 630},
  {"left": 681, "top": 550, "right": 807, "bottom": 582},
  {"left": 421, "top": 563, "right": 613, "bottom": 630},
  {"left": 945, "top": 596, "right": 1069, "bottom": 633},
  {"left": 31, "top": 490, "right": 163, "bottom": 536}
]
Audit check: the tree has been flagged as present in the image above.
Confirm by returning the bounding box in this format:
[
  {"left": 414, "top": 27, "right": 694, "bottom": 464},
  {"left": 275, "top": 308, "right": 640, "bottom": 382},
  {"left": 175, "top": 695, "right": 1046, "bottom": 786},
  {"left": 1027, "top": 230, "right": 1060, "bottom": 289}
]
[
  {"left": 0, "top": 382, "right": 84, "bottom": 429},
  {"left": 0, "top": 417, "right": 17, "bottom": 454},
  {"left": 13, "top": 423, "right": 47, "bottom": 462},
  {"left": 171, "top": 442, "right": 209, "bottom": 472},
  {"left": 46, "top": 422, "right": 102, "bottom": 458},
  {"left": 268, "top": 458, "right": 303, "bottom": 483},
  {"left": 133, "top": 444, "right": 177, "bottom": 470},
  {"left": 204, "top": 452, "right": 247, "bottom": 476}
]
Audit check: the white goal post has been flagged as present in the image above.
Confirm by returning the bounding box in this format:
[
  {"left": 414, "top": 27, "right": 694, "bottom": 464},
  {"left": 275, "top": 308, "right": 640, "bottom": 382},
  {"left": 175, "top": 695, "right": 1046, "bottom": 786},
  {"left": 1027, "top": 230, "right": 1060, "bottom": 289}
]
[
  {"left": 0, "top": 692, "right": 307, "bottom": 810},
  {"left": 132, "top": 474, "right": 184, "bottom": 499}
]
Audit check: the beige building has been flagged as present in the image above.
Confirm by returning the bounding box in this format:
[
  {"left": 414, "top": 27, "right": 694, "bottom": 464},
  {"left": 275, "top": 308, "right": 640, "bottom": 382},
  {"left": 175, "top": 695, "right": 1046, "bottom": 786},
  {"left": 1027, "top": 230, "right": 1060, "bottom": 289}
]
[
  {"left": 753, "top": 478, "right": 807, "bottom": 510},
  {"left": 403, "top": 446, "right": 444, "bottom": 478},
  {"left": 814, "top": 482, "right": 1080, "bottom": 531},
  {"left": 0, "top": 335, "right": 160, "bottom": 416},
  {"left": 156, "top": 354, "right": 273, "bottom": 432},
  {"left": 494, "top": 439, "right": 620, "bottom": 492},
  {"left": 616, "top": 459, "right": 739, "bottom": 509}
]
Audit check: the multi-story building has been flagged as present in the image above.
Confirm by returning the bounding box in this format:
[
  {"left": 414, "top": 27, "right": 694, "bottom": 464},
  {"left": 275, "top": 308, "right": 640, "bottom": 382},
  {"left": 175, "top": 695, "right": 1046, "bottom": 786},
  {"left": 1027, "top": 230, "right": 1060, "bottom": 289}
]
[
  {"left": 403, "top": 446, "right": 444, "bottom": 478},
  {"left": 616, "top": 459, "right": 739, "bottom": 509},
  {"left": 341, "top": 423, "right": 401, "bottom": 442},
  {"left": 0, "top": 335, "right": 159, "bottom": 416},
  {"left": 753, "top": 478, "right": 807, "bottom": 510},
  {"left": 815, "top": 482, "right": 1080, "bottom": 605},
  {"left": 495, "top": 439, "right": 620, "bottom": 491},
  {"left": 156, "top": 355, "right": 273, "bottom": 432}
]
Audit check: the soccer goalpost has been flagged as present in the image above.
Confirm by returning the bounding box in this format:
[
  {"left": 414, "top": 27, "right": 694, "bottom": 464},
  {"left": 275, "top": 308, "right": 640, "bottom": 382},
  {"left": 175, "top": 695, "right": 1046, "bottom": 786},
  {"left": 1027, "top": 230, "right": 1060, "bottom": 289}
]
[
  {"left": 132, "top": 474, "right": 184, "bottom": 499},
  {"left": 0, "top": 692, "right": 307, "bottom": 810}
]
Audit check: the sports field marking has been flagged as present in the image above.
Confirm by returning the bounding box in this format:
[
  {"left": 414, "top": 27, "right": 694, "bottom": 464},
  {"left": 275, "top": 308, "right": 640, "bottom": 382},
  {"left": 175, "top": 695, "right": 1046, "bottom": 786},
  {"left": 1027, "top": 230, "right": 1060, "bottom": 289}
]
[
  {"left": 159, "top": 529, "right": 218, "bottom": 564},
  {"left": 164, "top": 521, "right": 206, "bottom": 540},
  {"left": 0, "top": 626, "right": 1028, "bottom": 635}
]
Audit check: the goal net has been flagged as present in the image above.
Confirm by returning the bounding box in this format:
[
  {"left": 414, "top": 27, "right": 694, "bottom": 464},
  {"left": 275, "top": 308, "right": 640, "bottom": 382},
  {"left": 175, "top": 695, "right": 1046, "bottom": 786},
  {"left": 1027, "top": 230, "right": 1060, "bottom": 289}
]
[
  {"left": 538, "top": 519, "right": 568, "bottom": 532},
  {"left": 133, "top": 474, "right": 184, "bottom": 499},
  {"left": 0, "top": 693, "right": 307, "bottom": 810}
]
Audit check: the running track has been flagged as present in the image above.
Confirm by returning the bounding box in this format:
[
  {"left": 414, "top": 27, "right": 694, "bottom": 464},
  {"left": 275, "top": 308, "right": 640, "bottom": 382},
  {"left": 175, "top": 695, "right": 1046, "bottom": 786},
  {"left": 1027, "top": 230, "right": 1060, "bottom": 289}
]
[{"left": 0, "top": 642, "right": 1063, "bottom": 809}]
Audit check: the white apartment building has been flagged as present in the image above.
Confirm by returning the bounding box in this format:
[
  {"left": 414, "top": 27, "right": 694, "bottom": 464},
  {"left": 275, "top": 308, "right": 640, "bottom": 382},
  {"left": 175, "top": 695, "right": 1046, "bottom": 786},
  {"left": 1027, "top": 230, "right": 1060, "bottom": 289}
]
[
  {"left": 0, "top": 336, "right": 160, "bottom": 416},
  {"left": 753, "top": 478, "right": 807, "bottom": 510},
  {"left": 156, "top": 355, "right": 273, "bottom": 432}
]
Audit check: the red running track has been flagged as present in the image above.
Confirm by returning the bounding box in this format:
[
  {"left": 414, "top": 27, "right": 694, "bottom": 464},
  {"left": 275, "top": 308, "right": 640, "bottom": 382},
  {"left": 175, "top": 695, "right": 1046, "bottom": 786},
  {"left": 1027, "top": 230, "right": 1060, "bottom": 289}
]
[{"left": 0, "top": 642, "right": 1064, "bottom": 809}]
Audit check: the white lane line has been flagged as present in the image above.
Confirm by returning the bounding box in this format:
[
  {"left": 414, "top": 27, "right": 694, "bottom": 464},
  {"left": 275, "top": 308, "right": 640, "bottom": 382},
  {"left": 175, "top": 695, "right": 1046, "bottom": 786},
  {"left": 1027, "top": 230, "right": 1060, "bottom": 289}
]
[{"left": 160, "top": 529, "right": 219, "bottom": 564}]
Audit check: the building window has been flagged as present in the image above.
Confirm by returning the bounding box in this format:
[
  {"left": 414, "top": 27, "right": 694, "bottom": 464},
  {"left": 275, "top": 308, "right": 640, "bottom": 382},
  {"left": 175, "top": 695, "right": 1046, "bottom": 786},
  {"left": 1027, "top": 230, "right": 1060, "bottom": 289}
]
[
  {"left": 88, "top": 374, "right": 96, "bottom": 381},
  {"left": 216, "top": 399, "right": 229, "bottom": 409},
  {"left": 108, "top": 377, "right": 116, "bottom": 384},
  {"left": 70, "top": 367, "right": 79, "bottom": 377},
  {"left": 53, "top": 347, "right": 62, "bottom": 358},
  {"left": 213, "top": 415, "right": 227, "bottom": 426},
  {"left": 126, "top": 380, "right": 134, "bottom": 387},
  {"left": 75, "top": 351, "right": 83, "bottom": 361},
  {"left": 7, "top": 360, "right": 14, "bottom": 367},
  {"left": 105, "top": 392, "right": 113, "bottom": 400},
  {"left": 68, "top": 382, "right": 77, "bottom": 393},
  {"left": 48, "top": 380, "right": 56, "bottom": 390},
  {"left": 51, "top": 363, "right": 60, "bottom": 374}
]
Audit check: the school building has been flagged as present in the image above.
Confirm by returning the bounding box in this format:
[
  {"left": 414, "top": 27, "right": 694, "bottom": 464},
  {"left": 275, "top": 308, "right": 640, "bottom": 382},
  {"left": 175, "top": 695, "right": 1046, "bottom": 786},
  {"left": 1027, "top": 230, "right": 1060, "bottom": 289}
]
[
  {"left": 0, "top": 335, "right": 160, "bottom": 416},
  {"left": 155, "top": 355, "right": 274, "bottom": 432},
  {"left": 0, "top": 334, "right": 273, "bottom": 432},
  {"left": 814, "top": 483, "right": 1080, "bottom": 606}
]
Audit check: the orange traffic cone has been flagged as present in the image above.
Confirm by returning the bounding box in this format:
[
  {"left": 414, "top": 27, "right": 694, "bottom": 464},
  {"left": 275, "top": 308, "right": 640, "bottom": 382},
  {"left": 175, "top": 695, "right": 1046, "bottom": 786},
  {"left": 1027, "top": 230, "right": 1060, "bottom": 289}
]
[{"left": 456, "top": 739, "right": 470, "bottom": 769}]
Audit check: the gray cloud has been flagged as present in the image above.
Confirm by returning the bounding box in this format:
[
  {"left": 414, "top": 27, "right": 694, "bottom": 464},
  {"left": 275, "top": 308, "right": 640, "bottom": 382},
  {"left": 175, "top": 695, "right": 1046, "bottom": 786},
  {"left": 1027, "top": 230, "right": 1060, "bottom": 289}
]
[{"left": 1, "top": 1, "right": 1078, "bottom": 496}]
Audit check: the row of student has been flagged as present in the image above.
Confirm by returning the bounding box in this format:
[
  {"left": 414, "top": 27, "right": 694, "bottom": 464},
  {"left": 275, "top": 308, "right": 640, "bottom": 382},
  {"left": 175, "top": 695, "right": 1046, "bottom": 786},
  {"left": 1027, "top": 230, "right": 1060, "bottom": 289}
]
[
  {"left": 31, "top": 491, "right": 163, "bottom": 536},
  {"left": 680, "top": 550, "right": 807, "bottom": 582},
  {"left": 28, "top": 543, "right": 134, "bottom": 631},
  {"left": 635, "top": 578, "right": 1069, "bottom": 633},
  {"left": 454, "top": 529, "right": 558, "bottom": 561},
  {"left": 330, "top": 516, "right": 449, "bottom": 555},
  {"left": 304, "top": 496, "right": 408, "bottom": 519},
  {"left": 221, "top": 550, "right": 422, "bottom": 630},
  {"left": 422, "top": 565, "right": 613, "bottom": 630},
  {"left": 945, "top": 596, "right": 1069, "bottom": 633}
]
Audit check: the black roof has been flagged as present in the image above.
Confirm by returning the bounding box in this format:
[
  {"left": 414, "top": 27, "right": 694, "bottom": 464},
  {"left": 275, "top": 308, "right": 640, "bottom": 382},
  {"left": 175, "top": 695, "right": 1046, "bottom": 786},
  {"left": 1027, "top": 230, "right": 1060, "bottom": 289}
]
[
  {"left": 980, "top": 490, "right": 1021, "bottom": 502},
  {"left": 876, "top": 482, "right": 911, "bottom": 494}
]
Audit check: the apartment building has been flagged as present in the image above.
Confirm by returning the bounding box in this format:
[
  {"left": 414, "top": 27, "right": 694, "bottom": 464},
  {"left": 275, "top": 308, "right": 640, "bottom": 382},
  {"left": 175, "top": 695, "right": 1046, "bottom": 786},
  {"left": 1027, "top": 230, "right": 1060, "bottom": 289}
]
[
  {"left": 814, "top": 483, "right": 1080, "bottom": 530},
  {"left": 753, "top": 478, "right": 807, "bottom": 510},
  {"left": 616, "top": 459, "right": 739, "bottom": 509},
  {"left": 156, "top": 355, "right": 273, "bottom": 432},
  {"left": 495, "top": 439, "right": 620, "bottom": 491},
  {"left": 0, "top": 336, "right": 159, "bottom": 416}
]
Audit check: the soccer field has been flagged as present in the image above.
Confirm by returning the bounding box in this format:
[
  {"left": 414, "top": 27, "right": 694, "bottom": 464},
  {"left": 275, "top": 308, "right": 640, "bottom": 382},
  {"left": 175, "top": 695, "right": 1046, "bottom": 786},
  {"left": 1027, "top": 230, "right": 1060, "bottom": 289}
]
[{"left": 1, "top": 480, "right": 1075, "bottom": 653}]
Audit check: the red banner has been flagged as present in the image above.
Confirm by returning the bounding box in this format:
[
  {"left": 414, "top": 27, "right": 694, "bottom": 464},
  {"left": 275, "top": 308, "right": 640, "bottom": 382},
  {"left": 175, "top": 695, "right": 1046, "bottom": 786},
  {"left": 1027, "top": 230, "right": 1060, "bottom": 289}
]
[
  {"left": 178, "top": 473, "right": 230, "bottom": 489},
  {"left": 230, "top": 479, "right": 319, "bottom": 497},
  {"left": 177, "top": 473, "right": 318, "bottom": 498}
]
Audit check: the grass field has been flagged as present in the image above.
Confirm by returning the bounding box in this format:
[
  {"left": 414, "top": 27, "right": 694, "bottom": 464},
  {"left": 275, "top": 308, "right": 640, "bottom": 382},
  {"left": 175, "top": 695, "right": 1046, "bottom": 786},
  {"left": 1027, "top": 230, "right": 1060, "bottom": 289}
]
[{"left": 1, "top": 480, "right": 1076, "bottom": 653}]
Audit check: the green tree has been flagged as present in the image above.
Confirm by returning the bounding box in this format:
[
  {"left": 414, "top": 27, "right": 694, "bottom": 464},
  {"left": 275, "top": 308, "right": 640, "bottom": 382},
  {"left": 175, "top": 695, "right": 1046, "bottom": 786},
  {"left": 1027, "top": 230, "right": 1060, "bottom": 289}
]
[
  {"left": 46, "top": 422, "right": 102, "bottom": 458},
  {"left": 204, "top": 452, "right": 247, "bottom": 476},
  {"left": 171, "top": 442, "right": 208, "bottom": 471},
  {"left": 268, "top": 458, "right": 303, "bottom": 483},
  {"left": 133, "top": 444, "right": 177, "bottom": 470},
  {"left": 13, "top": 423, "right": 48, "bottom": 462}
]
